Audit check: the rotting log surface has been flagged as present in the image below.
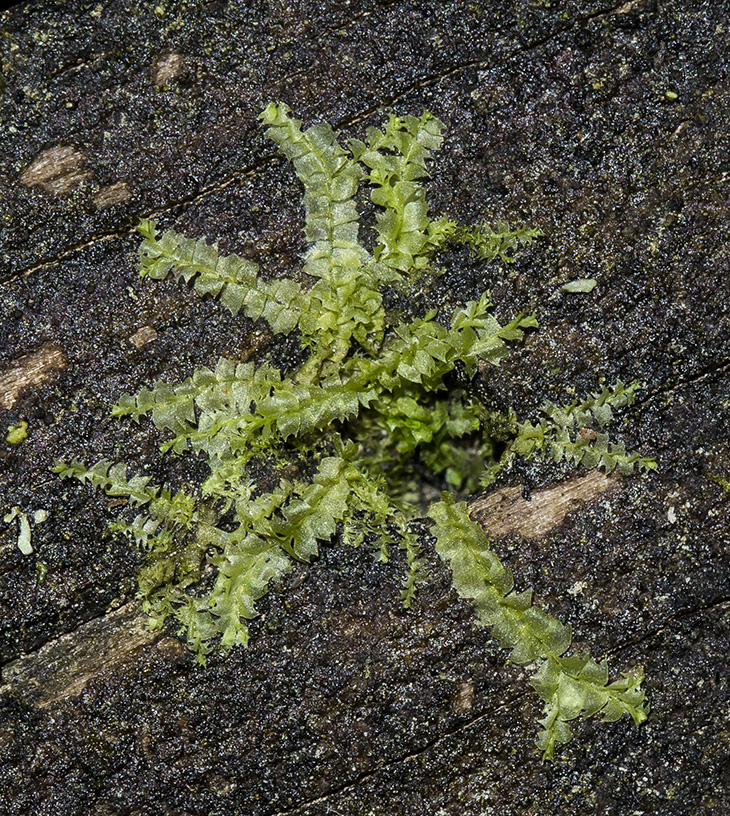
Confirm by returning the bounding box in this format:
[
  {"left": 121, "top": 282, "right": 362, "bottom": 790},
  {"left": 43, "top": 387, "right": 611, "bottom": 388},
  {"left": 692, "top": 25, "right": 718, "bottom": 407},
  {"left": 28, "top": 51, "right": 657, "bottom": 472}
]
[{"left": 1, "top": 1, "right": 729, "bottom": 814}]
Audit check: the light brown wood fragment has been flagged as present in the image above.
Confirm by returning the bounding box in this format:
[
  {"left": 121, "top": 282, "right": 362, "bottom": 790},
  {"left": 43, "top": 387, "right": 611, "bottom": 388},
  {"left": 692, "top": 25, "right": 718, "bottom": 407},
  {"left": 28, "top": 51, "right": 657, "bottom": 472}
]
[
  {"left": 469, "top": 470, "right": 617, "bottom": 541},
  {"left": 0, "top": 344, "right": 66, "bottom": 409},
  {"left": 129, "top": 325, "right": 158, "bottom": 349},
  {"left": 151, "top": 51, "right": 186, "bottom": 86},
  {"left": 93, "top": 181, "right": 131, "bottom": 210},
  {"left": 20, "top": 145, "right": 93, "bottom": 195},
  {"left": 0, "top": 603, "right": 158, "bottom": 708},
  {"left": 453, "top": 681, "right": 474, "bottom": 713},
  {"left": 614, "top": 0, "right": 646, "bottom": 14}
]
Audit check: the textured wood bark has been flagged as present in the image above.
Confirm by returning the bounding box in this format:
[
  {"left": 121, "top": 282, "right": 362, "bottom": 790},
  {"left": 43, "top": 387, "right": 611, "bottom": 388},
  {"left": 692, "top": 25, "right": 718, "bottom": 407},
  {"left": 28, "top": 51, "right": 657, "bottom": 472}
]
[
  {"left": 470, "top": 470, "right": 618, "bottom": 541},
  {"left": 1, "top": 1, "right": 729, "bottom": 814},
  {"left": 0, "top": 344, "right": 66, "bottom": 410}
]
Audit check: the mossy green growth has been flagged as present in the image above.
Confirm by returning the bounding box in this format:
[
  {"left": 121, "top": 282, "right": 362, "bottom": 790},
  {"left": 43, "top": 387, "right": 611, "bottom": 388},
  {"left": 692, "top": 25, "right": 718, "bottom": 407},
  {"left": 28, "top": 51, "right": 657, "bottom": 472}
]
[
  {"left": 707, "top": 471, "right": 730, "bottom": 494},
  {"left": 6, "top": 419, "right": 28, "bottom": 445},
  {"left": 54, "top": 103, "right": 653, "bottom": 758}
]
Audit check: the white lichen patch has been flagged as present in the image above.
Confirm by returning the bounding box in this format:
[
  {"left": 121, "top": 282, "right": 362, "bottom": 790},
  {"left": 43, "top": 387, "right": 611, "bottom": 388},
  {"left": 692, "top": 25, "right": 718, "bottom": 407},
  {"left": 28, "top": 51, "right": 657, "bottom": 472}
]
[
  {"left": 561, "top": 278, "right": 597, "bottom": 293},
  {"left": 3, "top": 507, "right": 19, "bottom": 525},
  {"left": 568, "top": 580, "right": 588, "bottom": 596},
  {"left": 17, "top": 513, "right": 32, "bottom": 555}
]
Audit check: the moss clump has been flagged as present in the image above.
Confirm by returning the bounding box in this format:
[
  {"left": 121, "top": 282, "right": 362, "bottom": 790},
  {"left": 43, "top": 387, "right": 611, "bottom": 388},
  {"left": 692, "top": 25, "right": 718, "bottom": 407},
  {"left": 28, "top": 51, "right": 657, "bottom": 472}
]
[
  {"left": 6, "top": 419, "right": 28, "bottom": 445},
  {"left": 55, "top": 103, "right": 652, "bottom": 758}
]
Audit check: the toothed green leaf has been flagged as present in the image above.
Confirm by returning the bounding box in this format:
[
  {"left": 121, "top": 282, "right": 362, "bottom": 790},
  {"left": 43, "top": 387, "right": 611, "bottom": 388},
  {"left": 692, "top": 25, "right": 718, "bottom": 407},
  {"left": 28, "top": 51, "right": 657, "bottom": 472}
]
[{"left": 430, "top": 495, "right": 648, "bottom": 760}]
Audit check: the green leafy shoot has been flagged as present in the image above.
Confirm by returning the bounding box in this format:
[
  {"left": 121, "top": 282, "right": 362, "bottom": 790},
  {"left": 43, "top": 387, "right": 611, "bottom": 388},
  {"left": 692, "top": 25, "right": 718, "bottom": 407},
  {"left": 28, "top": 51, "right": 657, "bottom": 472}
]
[
  {"left": 429, "top": 495, "right": 648, "bottom": 760},
  {"left": 55, "top": 103, "right": 652, "bottom": 758},
  {"left": 481, "top": 382, "right": 657, "bottom": 487}
]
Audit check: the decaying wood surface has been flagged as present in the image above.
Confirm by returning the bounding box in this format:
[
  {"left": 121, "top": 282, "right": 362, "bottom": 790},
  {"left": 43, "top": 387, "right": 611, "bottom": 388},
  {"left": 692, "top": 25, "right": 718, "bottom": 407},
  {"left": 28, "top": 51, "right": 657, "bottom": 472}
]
[
  {"left": 470, "top": 470, "right": 618, "bottom": 541},
  {"left": 1, "top": 1, "right": 729, "bottom": 814},
  {"left": 0, "top": 344, "right": 66, "bottom": 410},
  {"left": 0, "top": 602, "right": 156, "bottom": 709}
]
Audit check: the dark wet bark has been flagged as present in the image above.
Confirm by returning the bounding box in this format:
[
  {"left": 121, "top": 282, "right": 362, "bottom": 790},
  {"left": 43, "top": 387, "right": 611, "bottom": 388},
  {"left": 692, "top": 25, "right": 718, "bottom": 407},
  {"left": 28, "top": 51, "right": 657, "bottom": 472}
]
[{"left": 1, "top": 1, "right": 729, "bottom": 813}]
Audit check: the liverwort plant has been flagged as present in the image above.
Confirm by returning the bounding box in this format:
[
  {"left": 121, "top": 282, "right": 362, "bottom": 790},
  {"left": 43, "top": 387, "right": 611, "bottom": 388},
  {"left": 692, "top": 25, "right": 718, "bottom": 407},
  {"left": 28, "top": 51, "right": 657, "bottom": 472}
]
[{"left": 55, "top": 103, "right": 653, "bottom": 759}]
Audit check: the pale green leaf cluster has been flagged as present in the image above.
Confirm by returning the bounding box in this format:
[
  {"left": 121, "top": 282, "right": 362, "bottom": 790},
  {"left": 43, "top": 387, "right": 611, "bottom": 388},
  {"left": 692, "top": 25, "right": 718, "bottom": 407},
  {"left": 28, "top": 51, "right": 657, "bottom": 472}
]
[
  {"left": 350, "top": 110, "right": 444, "bottom": 275},
  {"left": 428, "top": 218, "right": 543, "bottom": 265},
  {"left": 52, "top": 459, "right": 208, "bottom": 629},
  {"left": 429, "top": 495, "right": 649, "bottom": 760},
  {"left": 55, "top": 103, "right": 652, "bottom": 758},
  {"left": 480, "top": 382, "right": 657, "bottom": 487},
  {"left": 561, "top": 278, "right": 597, "bottom": 293},
  {"left": 260, "top": 102, "right": 382, "bottom": 368},
  {"left": 137, "top": 218, "right": 310, "bottom": 334}
]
